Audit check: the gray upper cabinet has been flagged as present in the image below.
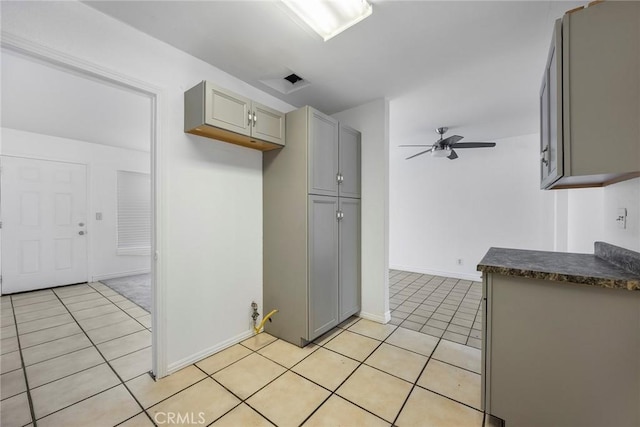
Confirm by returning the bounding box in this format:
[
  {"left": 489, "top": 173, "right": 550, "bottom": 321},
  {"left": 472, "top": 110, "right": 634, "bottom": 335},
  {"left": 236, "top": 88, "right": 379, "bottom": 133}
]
[
  {"left": 252, "top": 102, "right": 287, "bottom": 146},
  {"left": 263, "top": 105, "right": 361, "bottom": 347},
  {"left": 184, "top": 81, "right": 285, "bottom": 151},
  {"left": 339, "top": 125, "right": 362, "bottom": 198},
  {"left": 308, "top": 109, "right": 339, "bottom": 196},
  {"left": 205, "top": 83, "right": 252, "bottom": 136},
  {"left": 541, "top": 2, "right": 640, "bottom": 189},
  {"left": 540, "top": 20, "right": 563, "bottom": 189},
  {"left": 307, "top": 109, "right": 361, "bottom": 198}
]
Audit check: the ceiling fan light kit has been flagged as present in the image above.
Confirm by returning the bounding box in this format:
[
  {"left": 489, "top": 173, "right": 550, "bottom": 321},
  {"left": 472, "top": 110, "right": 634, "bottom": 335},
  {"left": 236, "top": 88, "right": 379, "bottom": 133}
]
[
  {"left": 432, "top": 149, "right": 451, "bottom": 158},
  {"left": 401, "top": 127, "right": 496, "bottom": 160}
]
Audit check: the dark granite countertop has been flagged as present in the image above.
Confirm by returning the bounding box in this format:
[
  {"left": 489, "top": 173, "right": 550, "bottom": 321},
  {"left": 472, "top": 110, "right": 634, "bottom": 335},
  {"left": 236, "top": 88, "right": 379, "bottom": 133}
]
[{"left": 477, "top": 242, "right": 640, "bottom": 291}]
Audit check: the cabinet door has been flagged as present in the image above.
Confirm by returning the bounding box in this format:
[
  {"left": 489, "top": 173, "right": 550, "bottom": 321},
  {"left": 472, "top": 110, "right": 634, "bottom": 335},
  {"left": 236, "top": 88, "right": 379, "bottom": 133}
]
[
  {"left": 547, "top": 21, "right": 563, "bottom": 182},
  {"left": 540, "top": 73, "right": 551, "bottom": 186},
  {"left": 540, "top": 20, "right": 563, "bottom": 188},
  {"left": 308, "top": 109, "right": 339, "bottom": 196},
  {"left": 338, "top": 198, "right": 360, "bottom": 322},
  {"left": 339, "top": 125, "right": 361, "bottom": 198},
  {"left": 541, "top": 20, "right": 563, "bottom": 189},
  {"left": 204, "top": 82, "right": 252, "bottom": 136},
  {"left": 252, "top": 101, "right": 285, "bottom": 146},
  {"left": 308, "top": 195, "right": 339, "bottom": 339}
]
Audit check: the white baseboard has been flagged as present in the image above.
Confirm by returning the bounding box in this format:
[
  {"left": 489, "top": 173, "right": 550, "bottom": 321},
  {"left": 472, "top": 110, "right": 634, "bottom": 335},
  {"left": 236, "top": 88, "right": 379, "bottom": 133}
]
[
  {"left": 359, "top": 310, "right": 391, "bottom": 324},
  {"left": 167, "top": 329, "right": 254, "bottom": 375},
  {"left": 92, "top": 269, "right": 151, "bottom": 282},
  {"left": 389, "top": 264, "right": 482, "bottom": 282}
]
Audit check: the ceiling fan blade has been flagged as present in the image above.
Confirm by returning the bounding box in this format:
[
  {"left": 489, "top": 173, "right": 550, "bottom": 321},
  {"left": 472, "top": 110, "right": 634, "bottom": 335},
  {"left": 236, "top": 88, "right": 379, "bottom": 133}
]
[
  {"left": 441, "top": 135, "right": 464, "bottom": 146},
  {"left": 451, "top": 142, "right": 496, "bottom": 148},
  {"left": 398, "top": 144, "right": 433, "bottom": 147},
  {"left": 447, "top": 149, "right": 458, "bottom": 160},
  {"left": 406, "top": 148, "right": 433, "bottom": 160}
]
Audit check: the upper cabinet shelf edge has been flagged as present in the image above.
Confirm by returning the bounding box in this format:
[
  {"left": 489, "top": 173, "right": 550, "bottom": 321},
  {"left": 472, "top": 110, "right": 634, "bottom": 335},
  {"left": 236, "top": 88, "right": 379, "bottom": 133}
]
[{"left": 184, "top": 80, "right": 286, "bottom": 151}]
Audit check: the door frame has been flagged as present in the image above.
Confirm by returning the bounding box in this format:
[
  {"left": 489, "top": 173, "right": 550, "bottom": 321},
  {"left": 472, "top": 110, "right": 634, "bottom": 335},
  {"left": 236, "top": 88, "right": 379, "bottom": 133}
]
[{"left": 1, "top": 33, "right": 168, "bottom": 378}]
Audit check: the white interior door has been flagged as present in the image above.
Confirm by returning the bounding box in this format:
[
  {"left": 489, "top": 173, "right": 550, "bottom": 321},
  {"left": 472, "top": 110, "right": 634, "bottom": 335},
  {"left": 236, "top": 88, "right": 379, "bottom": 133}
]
[{"left": 1, "top": 156, "right": 88, "bottom": 294}]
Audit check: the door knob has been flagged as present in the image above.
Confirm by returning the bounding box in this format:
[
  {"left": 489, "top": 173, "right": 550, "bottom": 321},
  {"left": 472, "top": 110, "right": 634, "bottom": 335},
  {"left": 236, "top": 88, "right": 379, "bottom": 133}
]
[{"left": 78, "top": 231, "right": 85, "bottom": 235}]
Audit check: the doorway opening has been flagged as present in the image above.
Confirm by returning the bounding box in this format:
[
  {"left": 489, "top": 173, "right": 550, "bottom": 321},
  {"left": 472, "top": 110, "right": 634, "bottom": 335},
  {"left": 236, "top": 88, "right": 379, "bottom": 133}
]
[{"left": 0, "top": 39, "right": 164, "bottom": 382}]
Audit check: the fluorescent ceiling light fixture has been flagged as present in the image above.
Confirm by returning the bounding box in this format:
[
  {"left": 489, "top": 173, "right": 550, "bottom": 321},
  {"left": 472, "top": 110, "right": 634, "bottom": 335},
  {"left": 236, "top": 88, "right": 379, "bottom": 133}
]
[{"left": 282, "top": 0, "right": 373, "bottom": 41}]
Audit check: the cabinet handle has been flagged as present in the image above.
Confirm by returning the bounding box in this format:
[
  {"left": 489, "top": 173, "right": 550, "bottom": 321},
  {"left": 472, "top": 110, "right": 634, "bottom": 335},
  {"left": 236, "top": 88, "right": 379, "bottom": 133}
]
[
  {"left": 248, "top": 111, "right": 252, "bottom": 126},
  {"left": 336, "top": 173, "right": 344, "bottom": 184},
  {"left": 253, "top": 112, "right": 257, "bottom": 125},
  {"left": 540, "top": 145, "right": 549, "bottom": 165},
  {"left": 336, "top": 210, "right": 344, "bottom": 221}
]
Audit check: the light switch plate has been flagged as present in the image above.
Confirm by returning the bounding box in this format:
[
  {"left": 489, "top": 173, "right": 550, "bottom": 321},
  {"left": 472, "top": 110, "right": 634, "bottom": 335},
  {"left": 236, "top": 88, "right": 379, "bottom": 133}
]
[{"left": 616, "top": 208, "right": 627, "bottom": 229}]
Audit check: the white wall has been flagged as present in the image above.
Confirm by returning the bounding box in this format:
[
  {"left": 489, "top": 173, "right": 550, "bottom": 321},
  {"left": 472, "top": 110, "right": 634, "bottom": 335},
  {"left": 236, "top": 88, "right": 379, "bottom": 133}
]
[
  {"left": 558, "top": 178, "right": 640, "bottom": 253},
  {"left": 565, "top": 187, "right": 604, "bottom": 253},
  {"left": 2, "top": 128, "right": 151, "bottom": 280},
  {"left": 601, "top": 178, "right": 640, "bottom": 251},
  {"left": 390, "top": 133, "right": 556, "bottom": 280},
  {"left": 333, "top": 99, "right": 391, "bottom": 323},
  {"left": 0, "top": 1, "right": 295, "bottom": 372}
]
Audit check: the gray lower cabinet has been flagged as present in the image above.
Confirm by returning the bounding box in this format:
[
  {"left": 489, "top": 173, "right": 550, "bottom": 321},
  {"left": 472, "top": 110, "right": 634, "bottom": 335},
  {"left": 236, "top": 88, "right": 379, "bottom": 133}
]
[
  {"left": 308, "top": 195, "right": 340, "bottom": 338},
  {"left": 263, "top": 105, "right": 361, "bottom": 347},
  {"left": 338, "top": 198, "right": 361, "bottom": 321},
  {"left": 483, "top": 273, "right": 640, "bottom": 427}
]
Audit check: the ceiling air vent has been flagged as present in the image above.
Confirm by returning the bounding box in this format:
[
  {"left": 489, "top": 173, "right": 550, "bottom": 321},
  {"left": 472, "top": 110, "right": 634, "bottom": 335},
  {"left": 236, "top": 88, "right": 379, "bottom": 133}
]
[
  {"left": 284, "top": 73, "right": 304, "bottom": 85},
  {"left": 260, "top": 70, "right": 311, "bottom": 95}
]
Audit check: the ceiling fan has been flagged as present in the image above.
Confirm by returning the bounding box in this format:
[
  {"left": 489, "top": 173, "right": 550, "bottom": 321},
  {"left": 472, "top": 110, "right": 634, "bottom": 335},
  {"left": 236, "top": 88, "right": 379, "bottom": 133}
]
[{"left": 401, "top": 127, "right": 496, "bottom": 160}]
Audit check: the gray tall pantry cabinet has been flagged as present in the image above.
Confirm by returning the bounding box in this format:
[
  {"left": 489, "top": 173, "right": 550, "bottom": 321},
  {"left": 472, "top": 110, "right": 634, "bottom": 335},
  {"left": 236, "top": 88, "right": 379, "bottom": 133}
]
[{"left": 263, "top": 106, "right": 361, "bottom": 347}]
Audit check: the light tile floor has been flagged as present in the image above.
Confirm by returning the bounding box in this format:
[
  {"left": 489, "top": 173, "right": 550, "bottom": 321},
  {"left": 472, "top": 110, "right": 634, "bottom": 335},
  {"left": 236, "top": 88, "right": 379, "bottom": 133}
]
[
  {"left": 1, "top": 282, "right": 152, "bottom": 427},
  {"left": 389, "top": 269, "right": 483, "bottom": 349},
  {"left": 1, "top": 273, "right": 497, "bottom": 427}
]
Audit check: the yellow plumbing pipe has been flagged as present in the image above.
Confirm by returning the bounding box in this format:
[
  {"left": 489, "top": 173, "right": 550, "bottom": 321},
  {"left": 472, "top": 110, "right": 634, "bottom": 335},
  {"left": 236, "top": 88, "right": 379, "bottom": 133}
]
[{"left": 254, "top": 309, "right": 278, "bottom": 334}]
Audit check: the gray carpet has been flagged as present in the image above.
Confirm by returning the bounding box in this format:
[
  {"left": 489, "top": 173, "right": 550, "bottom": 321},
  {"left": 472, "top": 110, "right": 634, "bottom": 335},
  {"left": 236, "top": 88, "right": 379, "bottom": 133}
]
[{"left": 101, "top": 273, "right": 151, "bottom": 312}]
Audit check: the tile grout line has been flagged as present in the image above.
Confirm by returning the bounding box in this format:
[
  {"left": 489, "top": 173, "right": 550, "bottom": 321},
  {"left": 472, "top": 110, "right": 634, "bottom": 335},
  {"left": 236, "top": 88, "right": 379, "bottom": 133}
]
[
  {"left": 16, "top": 331, "right": 85, "bottom": 352},
  {"left": 291, "top": 323, "right": 392, "bottom": 427},
  {"left": 459, "top": 282, "right": 483, "bottom": 346},
  {"left": 202, "top": 322, "right": 391, "bottom": 427},
  {"left": 390, "top": 333, "right": 441, "bottom": 426},
  {"left": 6, "top": 272, "right": 482, "bottom": 427},
  {"left": 302, "top": 333, "right": 395, "bottom": 425},
  {"left": 90, "top": 282, "right": 151, "bottom": 331},
  {"left": 391, "top": 274, "right": 482, "bottom": 343},
  {"left": 8, "top": 294, "right": 39, "bottom": 427},
  {"left": 46, "top": 288, "right": 155, "bottom": 426},
  {"left": 396, "top": 277, "right": 461, "bottom": 336},
  {"left": 17, "top": 319, "right": 149, "bottom": 369},
  {"left": 320, "top": 320, "right": 485, "bottom": 424},
  {"left": 198, "top": 348, "right": 286, "bottom": 427}
]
